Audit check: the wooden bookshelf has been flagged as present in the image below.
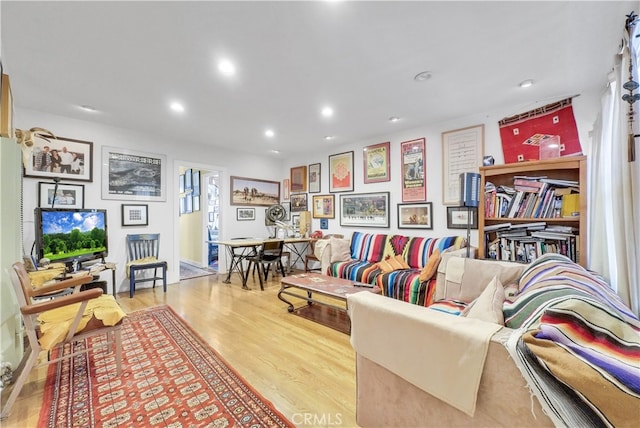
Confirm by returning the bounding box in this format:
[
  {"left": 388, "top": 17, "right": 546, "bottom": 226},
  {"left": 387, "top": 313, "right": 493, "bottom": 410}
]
[{"left": 479, "top": 156, "right": 587, "bottom": 267}]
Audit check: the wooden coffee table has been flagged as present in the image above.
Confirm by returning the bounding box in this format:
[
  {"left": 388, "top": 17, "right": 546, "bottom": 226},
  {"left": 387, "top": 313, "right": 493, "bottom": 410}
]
[{"left": 278, "top": 273, "right": 380, "bottom": 334}]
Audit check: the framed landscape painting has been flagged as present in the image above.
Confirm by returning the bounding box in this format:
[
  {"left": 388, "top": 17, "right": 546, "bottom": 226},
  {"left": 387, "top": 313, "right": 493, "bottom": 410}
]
[
  {"left": 339, "top": 192, "right": 389, "bottom": 228},
  {"left": 230, "top": 176, "right": 280, "bottom": 206},
  {"left": 398, "top": 202, "right": 433, "bottom": 229}
]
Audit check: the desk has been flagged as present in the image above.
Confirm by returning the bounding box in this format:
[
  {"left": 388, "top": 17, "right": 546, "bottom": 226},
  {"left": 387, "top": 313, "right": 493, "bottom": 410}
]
[
  {"left": 34, "top": 262, "right": 117, "bottom": 297},
  {"left": 215, "top": 238, "right": 315, "bottom": 289}
]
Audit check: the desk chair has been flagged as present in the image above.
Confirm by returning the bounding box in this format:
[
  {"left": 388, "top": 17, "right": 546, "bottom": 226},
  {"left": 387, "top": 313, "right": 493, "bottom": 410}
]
[
  {"left": 126, "top": 233, "right": 168, "bottom": 298},
  {"left": 247, "top": 240, "right": 286, "bottom": 290},
  {"left": 1, "top": 262, "right": 125, "bottom": 420},
  {"left": 305, "top": 234, "right": 344, "bottom": 272}
]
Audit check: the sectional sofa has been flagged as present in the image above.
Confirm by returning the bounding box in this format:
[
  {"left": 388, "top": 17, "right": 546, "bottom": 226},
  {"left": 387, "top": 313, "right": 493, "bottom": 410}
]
[
  {"left": 315, "top": 231, "right": 467, "bottom": 306},
  {"left": 346, "top": 253, "right": 639, "bottom": 427}
]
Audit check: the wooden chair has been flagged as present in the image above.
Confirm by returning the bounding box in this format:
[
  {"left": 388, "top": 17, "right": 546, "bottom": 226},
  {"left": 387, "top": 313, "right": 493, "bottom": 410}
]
[
  {"left": 126, "top": 233, "right": 168, "bottom": 298},
  {"left": 1, "top": 262, "right": 124, "bottom": 420},
  {"left": 247, "top": 240, "right": 286, "bottom": 290},
  {"left": 305, "top": 234, "right": 344, "bottom": 272}
]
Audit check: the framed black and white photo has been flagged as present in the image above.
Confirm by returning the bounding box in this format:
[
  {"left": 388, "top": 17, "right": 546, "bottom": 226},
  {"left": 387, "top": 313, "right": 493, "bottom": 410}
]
[
  {"left": 25, "top": 136, "right": 93, "bottom": 182},
  {"left": 102, "top": 146, "right": 166, "bottom": 201},
  {"left": 179, "top": 174, "right": 185, "bottom": 193},
  {"left": 447, "top": 206, "right": 478, "bottom": 229},
  {"left": 185, "top": 196, "right": 193, "bottom": 213},
  {"left": 398, "top": 202, "right": 433, "bottom": 229},
  {"left": 308, "top": 163, "right": 321, "bottom": 193},
  {"left": 281, "top": 201, "right": 291, "bottom": 221},
  {"left": 339, "top": 192, "right": 390, "bottom": 228},
  {"left": 290, "top": 193, "right": 308, "bottom": 212},
  {"left": 185, "top": 169, "right": 193, "bottom": 191},
  {"left": 192, "top": 170, "right": 201, "bottom": 196},
  {"left": 193, "top": 195, "right": 200, "bottom": 212},
  {"left": 38, "top": 181, "right": 84, "bottom": 209},
  {"left": 121, "top": 204, "right": 149, "bottom": 226},
  {"left": 237, "top": 208, "right": 255, "bottom": 221}
]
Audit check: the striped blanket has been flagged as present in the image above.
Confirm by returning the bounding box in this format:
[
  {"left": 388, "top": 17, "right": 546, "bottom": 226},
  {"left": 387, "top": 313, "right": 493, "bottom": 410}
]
[{"left": 504, "top": 254, "right": 640, "bottom": 427}]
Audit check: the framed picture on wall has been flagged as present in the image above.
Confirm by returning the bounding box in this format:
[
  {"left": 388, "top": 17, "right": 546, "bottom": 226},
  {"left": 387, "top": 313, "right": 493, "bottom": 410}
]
[
  {"left": 230, "top": 176, "right": 280, "bottom": 206},
  {"left": 121, "top": 204, "right": 149, "bottom": 226},
  {"left": 400, "top": 138, "right": 426, "bottom": 202},
  {"left": 442, "top": 124, "right": 484, "bottom": 205},
  {"left": 25, "top": 136, "right": 94, "bottom": 182},
  {"left": 237, "top": 207, "right": 255, "bottom": 221},
  {"left": 308, "top": 163, "right": 321, "bottom": 193},
  {"left": 447, "top": 206, "right": 478, "bottom": 229},
  {"left": 101, "top": 146, "right": 166, "bottom": 201},
  {"left": 290, "top": 193, "right": 308, "bottom": 212},
  {"left": 290, "top": 165, "right": 307, "bottom": 193},
  {"left": 397, "top": 202, "right": 433, "bottom": 229},
  {"left": 38, "top": 182, "right": 85, "bottom": 209},
  {"left": 312, "top": 194, "right": 335, "bottom": 219},
  {"left": 339, "top": 192, "right": 390, "bottom": 228},
  {"left": 282, "top": 178, "right": 290, "bottom": 201},
  {"left": 329, "top": 151, "right": 354, "bottom": 193},
  {"left": 363, "top": 141, "right": 390, "bottom": 183}
]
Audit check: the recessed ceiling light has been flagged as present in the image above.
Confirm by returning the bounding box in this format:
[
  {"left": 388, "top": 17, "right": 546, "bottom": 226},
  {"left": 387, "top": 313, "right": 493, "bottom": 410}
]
[
  {"left": 170, "top": 102, "right": 185, "bottom": 113},
  {"left": 414, "top": 71, "right": 433, "bottom": 82},
  {"left": 389, "top": 116, "right": 400, "bottom": 122},
  {"left": 324, "top": 135, "right": 334, "bottom": 140},
  {"left": 265, "top": 129, "right": 275, "bottom": 138},
  {"left": 218, "top": 59, "right": 236, "bottom": 75},
  {"left": 519, "top": 79, "right": 534, "bottom": 88},
  {"left": 79, "top": 105, "right": 97, "bottom": 112},
  {"left": 321, "top": 107, "right": 334, "bottom": 118},
  {"left": 270, "top": 149, "right": 280, "bottom": 154}
]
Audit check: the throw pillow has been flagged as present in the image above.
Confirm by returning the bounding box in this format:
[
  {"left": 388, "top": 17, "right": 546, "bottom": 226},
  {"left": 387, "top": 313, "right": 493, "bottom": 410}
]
[
  {"left": 419, "top": 248, "right": 441, "bottom": 282},
  {"left": 377, "top": 255, "right": 410, "bottom": 273},
  {"left": 330, "top": 237, "right": 352, "bottom": 263},
  {"left": 462, "top": 276, "right": 505, "bottom": 325}
]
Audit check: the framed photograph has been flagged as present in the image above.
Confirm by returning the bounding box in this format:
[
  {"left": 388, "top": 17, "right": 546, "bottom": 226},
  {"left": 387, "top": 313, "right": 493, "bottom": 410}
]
[
  {"left": 363, "top": 141, "right": 390, "bottom": 183},
  {"left": 340, "top": 192, "right": 390, "bottom": 228},
  {"left": 25, "top": 136, "right": 93, "bottom": 182},
  {"left": 185, "top": 196, "right": 193, "bottom": 214},
  {"left": 290, "top": 193, "right": 308, "bottom": 212},
  {"left": 447, "top": 206, "right": 478, "bottom": 229},
  {"left": 442, "top": 124, "right": 484, "bottom": 205},
  {"left": 180, "top": 197, "right": 186, "bottom": 215},
  {"left": 193, "top": 195, "right": 200, "bottom": 212},
  {"left": 308, "top": 163, "right": 321, "bottom": 193},
  {"left": 320, "top": 218, "right": 329, "bottom": 230},
  {"left": 292, "top": 214, "right": 300, "bottom": 231},
  {"left": 237, "top": 207, "right": 255, "bottom": 221},
  {"left": 329, "top": 151, "right": 354, "bottom": 193},
  {"left": 398, "top": 203, "right": 433, "bottom": 229},
  {"left": 312, "top": 194, "right": 335, "bottom": 219},
  {"left": 179, "top": 174, "right": 185, "bottom": 193},
  {"left": 192, "top": 170, "right": 201, "bottom": 196},
  {"left": 38, "top": 181, "right": 84, "bottom": 209},
  {"left": 102, "top": 146, "right": 166, "bottom": 201},
  {"left": 230, "top": 176, "right": 280, "bottom": 206},
  {"left": 282, "top": 178, "right": 290, "bottom": 200},
  {"left": 185, "top": 168, "right": 193, "bottom": 191},
  {"left": 281, "top": 201, "right": 291, "bottom": 221},
  {"left": 290, "top": 165, "right": 307, "bottom": 193},
  {"left": 209, "top": 212, "right": 214, "bottom": 222},
  {"left": 401, "top": 138, "right": 426, "bottom": 202},
  {"left": 121, "top": 204, "right": 149, "bottom": 226}
]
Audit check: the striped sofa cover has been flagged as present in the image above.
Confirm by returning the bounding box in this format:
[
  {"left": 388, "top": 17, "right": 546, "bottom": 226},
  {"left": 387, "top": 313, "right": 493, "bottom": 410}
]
[{"left": 328, "top": 232, "right": 466, "bottom": 306}]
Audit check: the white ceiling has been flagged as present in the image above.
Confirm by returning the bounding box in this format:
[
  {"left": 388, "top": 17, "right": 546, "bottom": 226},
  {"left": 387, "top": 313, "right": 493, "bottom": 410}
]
[{"left": 1, "top": 1, "right": 635, "bottom": 156}]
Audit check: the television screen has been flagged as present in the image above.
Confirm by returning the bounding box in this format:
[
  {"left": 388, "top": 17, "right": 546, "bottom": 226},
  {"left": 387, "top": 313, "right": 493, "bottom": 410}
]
[{"left": 35, "top": 208, "right": 108, "bottom": 265}]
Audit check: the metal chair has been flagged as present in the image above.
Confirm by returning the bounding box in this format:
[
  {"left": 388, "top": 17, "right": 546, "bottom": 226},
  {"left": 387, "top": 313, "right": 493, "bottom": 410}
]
[
  {"left": 305, "top": 234, "right": 344, "bottom": 272},
  {"left": 126, "top": 233, "right": 168, "bottom": 298},
  {"left": 1, "top": 262, "right": 124, "bottom": 420},
  {"left": 247, "top": 240, "right": 286, "bottom": 290}
]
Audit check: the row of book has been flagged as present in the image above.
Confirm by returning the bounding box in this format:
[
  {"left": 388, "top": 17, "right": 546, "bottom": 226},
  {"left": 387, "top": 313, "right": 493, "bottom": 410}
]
[
  {"left": 484, "top": 222, "right": 580, "bottom": 263},
  {"left": 484, "top": 176, "right": 580, "bottom": 219}
]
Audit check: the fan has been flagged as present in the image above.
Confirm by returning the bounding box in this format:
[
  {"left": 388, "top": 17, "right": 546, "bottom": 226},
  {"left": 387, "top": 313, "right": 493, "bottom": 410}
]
[{"left": 265, "top": 204, "right": 286, "bottom": 225}]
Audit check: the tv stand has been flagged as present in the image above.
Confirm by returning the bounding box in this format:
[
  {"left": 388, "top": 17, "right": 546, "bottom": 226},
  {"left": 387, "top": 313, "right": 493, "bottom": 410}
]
[{"left": 76, "top": 258, "right": 117, "bottom": 298}]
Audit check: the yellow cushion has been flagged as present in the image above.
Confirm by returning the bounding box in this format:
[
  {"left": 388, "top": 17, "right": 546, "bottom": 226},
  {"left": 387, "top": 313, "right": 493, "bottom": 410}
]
[
  {"left": 377, "top": 255, "right": 410, "bottom": 273},
  {"left": 37, "top": 295, "right": 126, "bottom": 351},
  {"left": 419, "top": 248, "right": 441, "bottom": 282}
]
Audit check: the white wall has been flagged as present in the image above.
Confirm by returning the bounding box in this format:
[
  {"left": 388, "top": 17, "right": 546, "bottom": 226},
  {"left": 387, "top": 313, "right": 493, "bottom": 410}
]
[
  {"left": 16, "top": 108, "right": 285, "bottom": 291},
  {"left": 16, "top": 87, "right": 603, "bottom": 291},
  {"left": 283, "top": 89, "right": 602, "bottom": 246}
]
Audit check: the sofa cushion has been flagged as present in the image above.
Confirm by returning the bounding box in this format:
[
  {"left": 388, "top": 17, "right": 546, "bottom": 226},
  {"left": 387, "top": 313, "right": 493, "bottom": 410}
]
[
  {"left": 377, "top": 270, "right": 433, "bottom": 305},
  {"left": 350, "top": 232, "right": 388, "bottom": 263},
  {"left": 462, "top": 276, "right": 505, "bottom": 325},
  {"left": 419, "top": 248, "right": 441, "bottom": 282},
  {"left": 403, "top": 236, "right": 465, "bottom": 269},
  {"left": 377, "top": 255, "right": 410, "bottom": 273},
  {"left": 329, "top": 237, "right": 352, "bottom": 263},
  {"left": 328, "top": 260, "right": 381, "bottom": 284}
]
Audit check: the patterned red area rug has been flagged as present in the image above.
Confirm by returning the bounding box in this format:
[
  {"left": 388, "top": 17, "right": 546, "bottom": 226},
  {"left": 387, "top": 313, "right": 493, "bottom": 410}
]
[{"left": 38, "top": 305, "right": 294, "bottom": 427}]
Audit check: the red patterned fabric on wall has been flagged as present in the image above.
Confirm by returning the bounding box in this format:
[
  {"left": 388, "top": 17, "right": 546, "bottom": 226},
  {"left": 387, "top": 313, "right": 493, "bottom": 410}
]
[{"left": 499, "top": 98, "right": 582, "bottom": 164}]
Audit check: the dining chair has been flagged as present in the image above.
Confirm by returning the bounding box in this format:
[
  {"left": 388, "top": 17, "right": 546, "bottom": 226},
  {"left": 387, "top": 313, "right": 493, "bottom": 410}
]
[
  {"left": 1, "top": 262, "right": 125, "bottom": 420},
  {"left": 247, "top": 240, "right": 286, "bottom": 290},
  {"left": 126, "top": 233, "right": 168, "bottom": 298}
]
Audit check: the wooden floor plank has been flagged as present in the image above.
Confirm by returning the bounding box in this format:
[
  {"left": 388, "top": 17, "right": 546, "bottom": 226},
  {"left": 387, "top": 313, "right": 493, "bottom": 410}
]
[{"left": 1, "top": 272, "right": 357, "bottom": 427}]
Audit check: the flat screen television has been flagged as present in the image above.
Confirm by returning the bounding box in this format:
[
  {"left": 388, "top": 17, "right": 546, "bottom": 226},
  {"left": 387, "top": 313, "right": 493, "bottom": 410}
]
[{"left": 34, "top": 208, "right": 108, "bottom": 267}]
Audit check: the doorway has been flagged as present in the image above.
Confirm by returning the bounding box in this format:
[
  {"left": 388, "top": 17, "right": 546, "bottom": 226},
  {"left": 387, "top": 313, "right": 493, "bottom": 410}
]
[{"left": 178, "top": 165, "right": 221, "bottom": 280}]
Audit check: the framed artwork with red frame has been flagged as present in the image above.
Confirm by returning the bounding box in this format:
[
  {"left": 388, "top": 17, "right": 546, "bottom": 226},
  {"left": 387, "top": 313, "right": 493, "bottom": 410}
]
[
  {"left": 363, "top": 141, "right": 390, "bottom": 183},
  {"left": 400, "top": 138, "right": 426, "bottom": 202}
]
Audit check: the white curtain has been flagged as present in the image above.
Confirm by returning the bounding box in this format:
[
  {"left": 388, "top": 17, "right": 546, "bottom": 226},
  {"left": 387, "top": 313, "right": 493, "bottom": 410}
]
[{"left": 589, "top": 20, "right": 640, "bottom": 317}]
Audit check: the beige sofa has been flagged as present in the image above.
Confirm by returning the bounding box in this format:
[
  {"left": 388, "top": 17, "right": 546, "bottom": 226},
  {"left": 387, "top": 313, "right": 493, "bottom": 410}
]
[{"left": 346, "top": 254, "right": 553, "bottom": 427}]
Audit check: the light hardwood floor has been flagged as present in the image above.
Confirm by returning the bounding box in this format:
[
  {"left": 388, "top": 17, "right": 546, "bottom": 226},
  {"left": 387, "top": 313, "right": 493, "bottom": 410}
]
[{"left": 1, "top": 272, "right": 357, "bottom": 427}]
